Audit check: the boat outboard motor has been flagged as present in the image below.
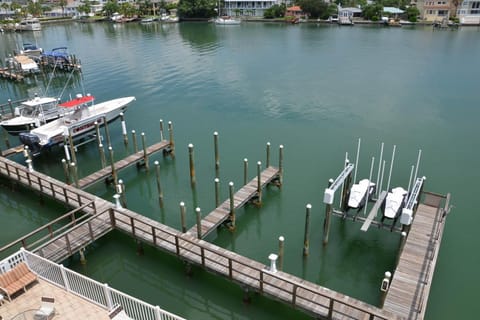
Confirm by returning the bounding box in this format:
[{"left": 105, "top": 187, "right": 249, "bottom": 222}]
[{"left": 19, "top": 132, "right": 41, "bottom": 156}]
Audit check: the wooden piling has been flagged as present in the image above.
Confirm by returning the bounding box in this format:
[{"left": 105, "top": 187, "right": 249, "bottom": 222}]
[
  {"left": 95, "top": 121, "right": 102, "bottom": 145},
  {"left": 278, "top": 145, "right": 284, "bottom": 186},
  {"left": 229, "top": 182, "right": 236, "bottom": 229},
  {"left": 188, "top": 143, "right": 196, "bottom": 186},
  {"left": 266, "top": 142, "right": 271, "bottom": 167},
  {"left": 154, "top": 161, "right": 164, "bottom": 207},
  {"left": 180, "top": 202, "right": 186, "bottom": 233},
  {"left": 195, "top": 207, "right": 202, "bottom": 239},
  {"left": 278, "top": 236, "right": 285, "bottom": 271},
  {"left": 8, "top": 99, "right": 13, "bottom": 115},
  {"left": 303, "top": 204, "right": 312, "bottom": 256},
  {"left": 131, "top": 130, "right": 138, "bottom": 153},
  {"left": 243, "top": 158, "right": 248, "bottom": 186},
  {"left": 168, "top": 121, "right": 175, "bottom": 158},
  {"left": 61, "top": 159, "right": 70, "bottom": 184},
  {"left": 98, "top": 143, "right": 107, "bottom": 168},
  {"left": 323, "top": 179, "right": 334, "bottom": 245},
  {"left": 67, "top": 129, "right": 77, "bottom": 166},
  {"left": 214, "top": 131, "right": 219, "bottom": 178},
  {"left": 380, "top": 271, "right": 392, "bottom": 308},
  {"left": 141, "top": 132, "right": 149, "bottom": 170},
  {"left": 159, "top": 119, "right": 164, "bottom": 141},
  {"left": 396, "top": 231, "right": 407, "bottom": 267},
  {"left": 118, "top": 179, "right": 127, "bottom": 208},
  {"left": 108, "top": 146, "right": 118, "bottom": 185},
  {"left": 103, "top": 116, "right": 111, "bottom": 147},
  {"left": 70, "top": 162, "right": 79, "bottom": 187},
  {"left": 256, "top": 161, "right": 262, "bottom": 206},
  {"left": 214, "top": 178, "right": 220, "bottom": 208},
  {"left": 120, "top": 113, "right": 128, "bottom": 145}
]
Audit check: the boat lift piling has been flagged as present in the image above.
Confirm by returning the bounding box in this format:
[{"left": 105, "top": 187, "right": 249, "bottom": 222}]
[
  {"left": 180, "top": 202, "right": 187, "bottom": 233},
  {"left": 214, "top": 178, "right": 220, "bottom": 208},
  {"left": 140, "top": 132, "right": 149, "bottom": 170},
  {"left": 98, "top": 143, "right": 107, "bottom": 168},
  {"left": 188, "top": 143, "right": 196, "bottom": 187},
  {"left": 376, "top": 142, "right": 384, "bottom": 197},
  {"left": 102, "top": 116, "right": 111, "bottom": 148},
  {"left": 323, "top": 179, "right": 334, "bottom": 245},
  {"left": 228, "top": 181, "right": 236, "bottom": 230},
  {"left": 243, "top": 158, "right": 248, "bottom": 185},
  {"left": 159, "top": 119, "right": 164, "bottom": 141},
  {"left": 303, "top": 204, "right": 312, "bottom": 256},
  {"left": 278, "top": 236, "right": 285, "bottom": 271},
  {"left": 120, "top": 113, "right": 128, "bottom": 146},
  {"left": 167, "top": 121, "right": 175, "bottom": 158}
]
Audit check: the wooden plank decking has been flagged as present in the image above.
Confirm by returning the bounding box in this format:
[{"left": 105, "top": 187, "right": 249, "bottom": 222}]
[
  {"left": 361, "top": 191, "right": 388, "bottom": 231},
  {"left": 188, "top": 166, "right": 281, "bottom": 239},
  {"left": 383, "top": 193, "right": 448, "bottom": 320},
  {"left": 77, "top": 140, "right": 171, "bottom": 189},
  {"left": 0, "top": 154, "right": 449, "bottom": 320}
]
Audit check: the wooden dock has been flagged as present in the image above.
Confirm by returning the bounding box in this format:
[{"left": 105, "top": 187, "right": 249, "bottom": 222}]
[
  {"left": 383, "top": 192, "right": 449, "bottom": 320},
  {"left": 0, "top": 68, "right": 24, "bottom": 81},
  {"left": 77, "top": 140, "right": 171, "bottom": 189},
  {"left": 0, "top": 154, "right": 450, "bottom": 320},
  {"left": 188, "top": 166, "right": 281, "bottom": 239}
]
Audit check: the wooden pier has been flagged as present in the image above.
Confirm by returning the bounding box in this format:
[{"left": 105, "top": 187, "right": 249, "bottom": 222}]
[
  {"left": 0, "top": 67, "right": 24, "bottom": 81},
  {"left": 383, "top": 192, "right": 450, "bottom": 319},
  {"left": 0, "top": 153, "right": 449, "bottom": 320},
  {"left": 77, "top": 140, "right": 171, "bottom": 189},
  {"left": 187, "top": 166, "right": 281, "bottom": 239}
]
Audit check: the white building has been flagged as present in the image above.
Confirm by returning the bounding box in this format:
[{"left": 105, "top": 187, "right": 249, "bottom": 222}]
[
  {"left": 457, "top": 0, "right": 480, "bottom": 24},
  {"left": 222, "top": 0, "right": 285, "bottom": 17}
]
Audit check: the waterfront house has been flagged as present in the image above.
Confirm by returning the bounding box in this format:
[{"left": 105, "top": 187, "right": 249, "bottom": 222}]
[
  {"left": 457, "top": 0, "right": 480, "bottom": 24},
  {"left": 222, "top": 0, "right": 282, "bottom": 17},
  {"left": 285, "top": 5, "right": 305, "bottom": 19}
]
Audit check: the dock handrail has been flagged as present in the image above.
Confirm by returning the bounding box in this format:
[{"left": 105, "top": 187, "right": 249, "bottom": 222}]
[
  {"left": 0, "top": 249, "right": 185, "bottom": 320},
  {"left": 0, "top": 202, "right": 93, "bottom": 254},
  {"left": 111, "top": 208, "right": 396, "bottom": 319}
]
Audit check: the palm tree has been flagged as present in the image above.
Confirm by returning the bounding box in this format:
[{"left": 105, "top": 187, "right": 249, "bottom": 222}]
[{"left": 1, "top": 2, "right": 9, "bottom": 15}]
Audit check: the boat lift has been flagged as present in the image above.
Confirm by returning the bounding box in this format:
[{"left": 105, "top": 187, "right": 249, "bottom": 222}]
[{"left": 400, "top": 177, "right": 425, "bottom": 226}]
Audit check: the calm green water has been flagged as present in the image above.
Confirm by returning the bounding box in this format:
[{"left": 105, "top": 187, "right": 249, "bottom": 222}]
[{"left": 1, "top": 22, "right": 480, "bottom": 319}]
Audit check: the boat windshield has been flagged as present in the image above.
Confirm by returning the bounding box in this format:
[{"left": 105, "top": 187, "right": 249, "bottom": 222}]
[{"left": 20, "top": 102, "right": 57, "bottom": 117}]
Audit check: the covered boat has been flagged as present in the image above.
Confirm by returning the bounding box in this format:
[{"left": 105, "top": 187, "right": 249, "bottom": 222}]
[
  {"left": 19, "top": 96, "right": 135, "bottom": 156},
  {"left": 380, "top": 187, "right": 408, "bottom": 230},
  {"left": 347, "top": 179, "right": 376, "bottom": 211}
]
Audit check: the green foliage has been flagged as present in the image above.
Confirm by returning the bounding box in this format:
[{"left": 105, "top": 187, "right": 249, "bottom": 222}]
[
  {"left": 103, "top": 1, "right": 119, "bottom": 17},
  {"left": 177, "top": 0, "right": 217, "bottom": 19},
  {"left": 296, "top": 0, "right": 329, "bottom": 19},
  {"left": 27, "top": 0, "right": 43, "bottom": 17},
  {"left": 406, "top": 6, "right": 419, "bottom": 22},
  {"left": 119, "top": 3, "right": 137, "bottom": 17},
  {"left": 362, "top": 3, "right": 383, "bottom": 21},
  {"left": 77, "top": 0, "right": 91, "bottom": 14},
  {"left": 263, "top": 4, "right": 286, "bottom": 19}
]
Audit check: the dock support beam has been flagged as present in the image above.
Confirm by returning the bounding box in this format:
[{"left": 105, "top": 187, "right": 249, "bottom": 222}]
[
  {"left": 214, "top": 178, "right": 220, "bottom": 208},
  {"left": 131, "top": 130, "right": 138, "bottom": 153},
  {"left": 168, "top": 121, "right": 175, "bottom": 158},
  {"left": 195, "top": 207, "right": 202, "bottom": 239},
  {"left": 159, "top": 119, "right": 164, "bottom": 141},
  {"left": 278, "top": 236, "right": 285, "bottom": 271},
  {"left": 278, "top": 145, "right": 284, "bottom": 186},
  {"left": 180, "top": 202, "right": 186, "bottom": 233},
  {"left": 243, "top": 158, "right": 248, "bottom": 185},
  {"left": 255, "top": 161, "right": 262, "bottom": 206},
  {"left": 323, "top": 179, "right": 334, "bottom": 245},
  {"left": 266, "top": 142, "right": 271, "bottom": 167},
  {"left": 108, "top": 146, "right": 118, "bottom": 186},
  {"left": 141, "top": 132, "right": 149, "bottom": 170}
]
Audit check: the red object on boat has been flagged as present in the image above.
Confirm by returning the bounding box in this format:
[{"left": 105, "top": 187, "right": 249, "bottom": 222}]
[{"left": 59, "top": 95, "right": 95, "bottom": 108}]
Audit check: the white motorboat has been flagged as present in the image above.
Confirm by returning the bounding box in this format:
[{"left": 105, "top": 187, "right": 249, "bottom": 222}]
[
  {"left": 381, "top": 187, "right": 408, "bottom": 229},
  {"left": 5, "top": 54, "right": 40, "bottom": 74},
  {"left": 15, "top": 18, "right": 42, "bottom": 31},
  {"left": 347, "top": 179, "right": 376, "bottom": 211},
  {"left": 214, "top": 16, "right": 241, "bottom": 25},
  {"left": 19, "top": 96, "right": 135, "bottom": 156},
  {"left": 0, "top": 94, "right": 94, "bottom": 135}
]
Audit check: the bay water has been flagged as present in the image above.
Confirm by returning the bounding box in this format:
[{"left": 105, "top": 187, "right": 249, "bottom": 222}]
[{"left": 1, "top": 22, "right": 479, "bottom": 319}]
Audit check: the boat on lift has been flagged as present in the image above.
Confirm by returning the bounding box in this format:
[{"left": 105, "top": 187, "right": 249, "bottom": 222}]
[
  {"left": 19, "top": 96, "right": 135, "bottom": 156},
  {"left": 380, "top": 186, "right": 408, "bottom": 230},
  {"left": 0, "top": 94, "right": 95, "bottom": 135},
  {"left": 347, "top": 179, "right": 376, "bottom": 211}
]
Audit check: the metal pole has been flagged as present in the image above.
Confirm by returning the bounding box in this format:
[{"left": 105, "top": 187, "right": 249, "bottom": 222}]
[
  {"left": 214, "top": 131, "right": 219, "bottom": 177},
  {"left": 407, "top": 165, "right": 414, "bottom": 194},
  {"left": 266, "top": 142, "right": 271, "bottom": 167},
  {"left": 120, "top": 112, "right": 128, "bottom": 145},
  {"left": 414, "top": 149, "right": 422, "bottom": 182},
  {"left": 353, "top": 138, "right": 361, "bottom": 184},
  {"left": 376, "top": 142, "right": 384, "bottom": 197},
  {"left": 386, "top": 145, "right": 396, "bottom": 192},
  {"left": 364, "top": 157, "right": 375, "bottom": 216}
]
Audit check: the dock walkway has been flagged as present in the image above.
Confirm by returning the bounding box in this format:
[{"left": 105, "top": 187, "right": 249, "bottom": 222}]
[
  {"left": 383, "top": 192, "right": 449, "bottom": 320},
  {"left": 0, "top": 154, "right": 449, "bottom": 320},
  {"left": 188, "top": 166, "right": 280, "bottom": 239},
  {"left": 78, "top": 140, "right": 171, "bottom": 189}
]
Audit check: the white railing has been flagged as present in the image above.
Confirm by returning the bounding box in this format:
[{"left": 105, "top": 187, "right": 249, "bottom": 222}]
[{"left": 0, "top": 249, "right": 185, "bottom": 320}]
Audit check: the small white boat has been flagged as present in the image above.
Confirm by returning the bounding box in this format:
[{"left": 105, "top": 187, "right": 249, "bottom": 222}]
[
  {"left": 381, "top": 187, "right": 408, "bottom": 229},
  {"left": 19, "top": 96, "right": 135, "bottom": 156},
  {"left": 1, "top": 95, "right": 95, "bottom": 135},
  {"left": 160, "top": 13, "right": 179, "bottom": 23},
  {"left": 20, "top": 43, "right": 43, "bottom": 58},
  {"left": 15, "top": 18, "right": 42, "bottom": 31},
  {"left": 141, "top": 17, "right": 155, "bottom": 23},
  {"left": 347, "top": 179, "right": 376, "bottom": 211},
  {"left": 214, "top": 16, "right": 241, "bottom": 25},
  {"left": 5, "top": 54, "right": 40, "bottom": 74}
]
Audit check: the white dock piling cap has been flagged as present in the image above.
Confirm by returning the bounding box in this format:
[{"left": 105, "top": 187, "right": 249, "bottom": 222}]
[
  {"left": 400, "top": 208, "right": 413, "bottom": 225},
  {"left": 323, "top": 188, "right": 335, "bottom": 204}
]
